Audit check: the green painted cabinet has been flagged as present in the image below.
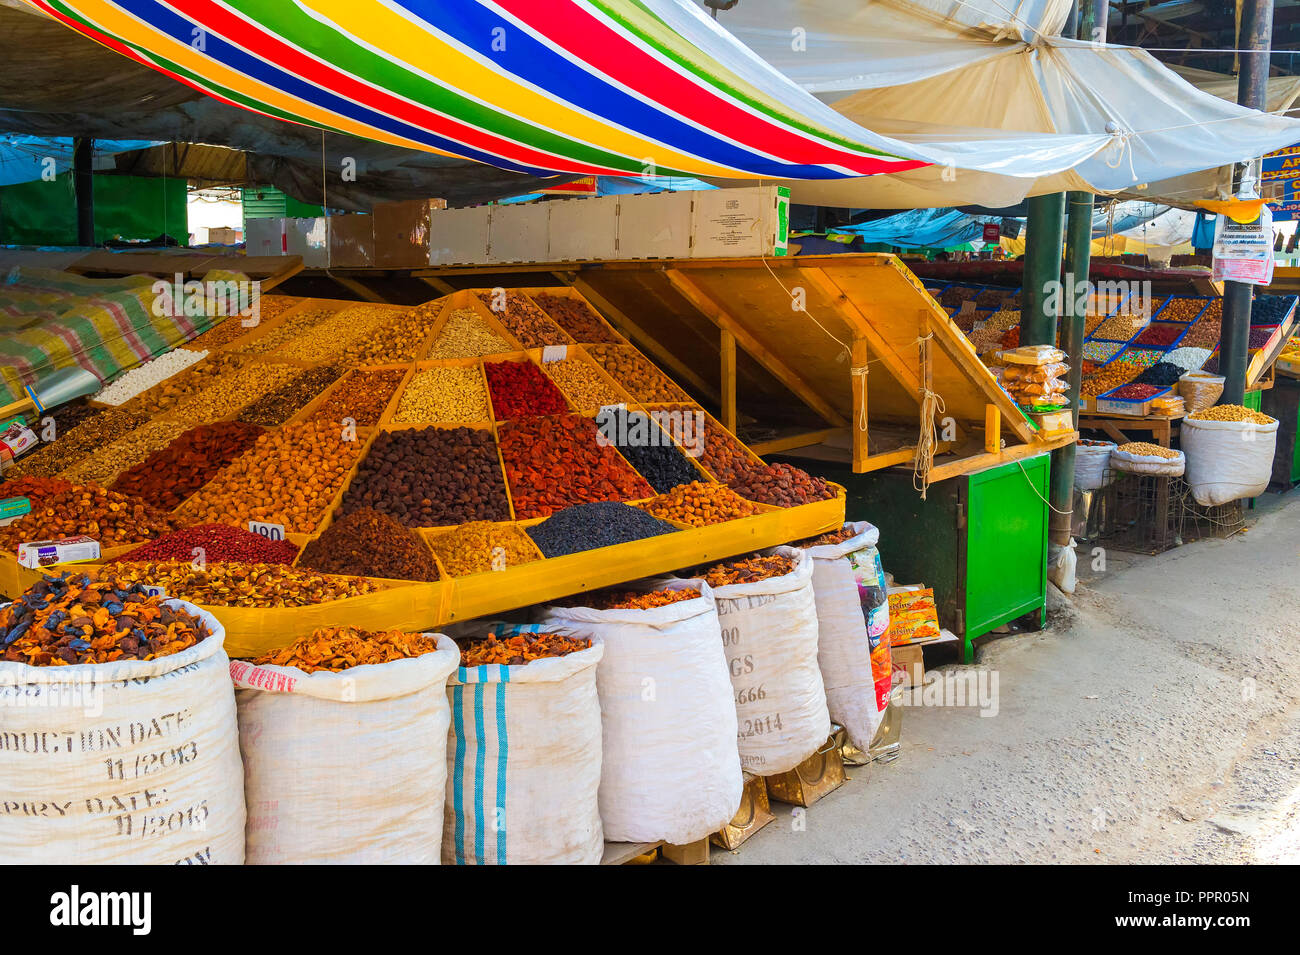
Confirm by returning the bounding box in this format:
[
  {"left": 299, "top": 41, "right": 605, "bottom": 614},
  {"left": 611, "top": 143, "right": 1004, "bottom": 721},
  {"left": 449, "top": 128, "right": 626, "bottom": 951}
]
[{"left": 778, "top": 453, "right": 1051, "bottom": 663}]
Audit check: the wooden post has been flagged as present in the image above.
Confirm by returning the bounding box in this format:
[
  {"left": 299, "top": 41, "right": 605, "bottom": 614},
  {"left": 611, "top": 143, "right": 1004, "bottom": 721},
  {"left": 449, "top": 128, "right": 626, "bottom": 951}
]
[
  {"left": 852, "top": 338, "right": 869, "bottom": 472},
  {"left": 720, "top": 328, "right": 737, "bottom": 433},
  {"left": 985, "top": 403, "right": 1001, "bottom": 454}
]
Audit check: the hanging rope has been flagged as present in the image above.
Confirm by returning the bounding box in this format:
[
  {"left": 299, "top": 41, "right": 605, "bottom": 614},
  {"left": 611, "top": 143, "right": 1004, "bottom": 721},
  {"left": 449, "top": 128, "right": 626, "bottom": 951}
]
[
  {"left": 913, "top": 332, "right": 945, "bottom": 500},
  {"left": 851, "top": 363, "right": 868, "bottom": 433}
]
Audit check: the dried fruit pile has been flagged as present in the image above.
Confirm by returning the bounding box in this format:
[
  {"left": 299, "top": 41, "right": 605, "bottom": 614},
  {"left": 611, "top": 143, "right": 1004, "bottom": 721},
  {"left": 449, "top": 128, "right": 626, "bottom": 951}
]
[
  {"left": 1107, "top": 383, "right": 1161, "bottom": 400},
  {"left": 0, "top": 573, "right": 212, "bottom": 666},
  {"left": 340, "top": 427, "right": 509, "bottom": 527},
  {"left": 179, "top": 418, "right": 365, "bottom": 533},
  {"left": 0, "top": 483, "right": 178, "bottom": 550},
  {"left": 427, "top": 521, "right": 542, "bottom": 576},
  {"left": 727, "top": 463, "right": 837, "bottom": 507},
  {"left": 1132, "top": 362, "right": 1186, "bottom": 389},
  {"left": 700, "top": 554, "right": 796, "bottom": 588},
  {"left": 484, "top": 360, "right": 569, "bottom": 419},
  {"left": 428, "top": 308, "right": 514, "bottom": 358},
  {"left": 298, "top": 507, "right": 440, "bottom": 582},
  {"left": 1251, "top": 294, "right": 1297, "bottom": 325},
  {"left": 1132, "top": 324, "right": 1184, "bottom": 347},
  {"left": 534, "top": 294, "right": 621, "bottom": 343},
  {"left": 600, "top": 409, "right": 702, "bottom": 493},
  {"left": 476, "top": 292, "right": 570, "bottom": 348},
  {"left": 337, "top": 307, "right": 430, "bottom": 364},
  {"left": 310, "top": 368, "right": 406, "bottom": 426},
  {"left": 459, "top": 630, "right": 591, "bottom": 667},
  {"left": 236, "top": 305, "right": 340, "bottom": 356},
  {"left": 567, "top": 587, "right": 702, "bottom": 611},
  {"left": 794, "top": 524, "right": 856, "bottom": 547},
  {"left": 270, "top": 305, "right": 387, "bottom": 362},
  {"left": 237, "top": 366, "right": 343, "bottom": 426},
  {"left": 526, "top": 501, "right": 678, "bottom": 558},
  {"left": 9, "top": 408, "right": 147, "bottom": 478},
  {"left": 116, "top": 524, "right": 298, "bottom": 565},
  {"left": 1157, "top": 298, "right": 1206, "bottom": 323},
  {"left": 109, "top": 561, "right": 379, "bottom": 607},
  {"left": 499, "top": 415, "right": 652, "bottom": 518},
  {"left": 251, "top": 627, "right": 440, "bottom": 673},
  {"left": 1187, "top": 405, "right": 1275, "bottom": 424},
  {"left": 655, "top": 406, "right": 754, "bottom": 482},
  {"left": 110, "top": 421, "right": 265, "bottom": 510},
  {"left": 585, "top": 345, "right": 688, "bottom": 402},
  {"left": 0, "top": 475, "right": 76, "bottom": 503},
  {"left": 1081, "top": 361, "right": 1140, "bottom": 398},
  {"left": 60, "top": 419, "right": 190, "bottom": 487},
  {"left": 639, "top": 481, "right": 761, "bottom": 526},
  {"left": 392, "top": 367, "right": 490, "bottom": 423}
]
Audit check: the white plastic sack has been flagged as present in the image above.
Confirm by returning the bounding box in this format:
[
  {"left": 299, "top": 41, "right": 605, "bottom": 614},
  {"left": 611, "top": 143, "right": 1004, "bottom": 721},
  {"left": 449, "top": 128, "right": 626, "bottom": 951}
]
[
  {"left": 1110, "top": 446, "right": 1185, "bottom": 476},
  {"left": 711, "top": 547, "right": 830, "bottom": 776},
  {"left": 444, "top": 624, "right": 604, "bottom": 865},
  {"left": 1074, "top": 441, "right": 1117, "bottom": 490},
  {"left": 799, "top": 522, "right": 890, "bottom": 751},
  {"left": 1181, "top": 415, "right": 1278, "bottom": 506},
  {"left": 540, "top": 580, "right": 741, "bottom": 845},
  {"left": 230, "top": 634, "right": 459, "bottom": 864},
  {"left": 1048, "top": 539, "right": 1078, "bottom": 595},
  {"left": 0, "top": 600, "right": 244, "bottom": 864}
]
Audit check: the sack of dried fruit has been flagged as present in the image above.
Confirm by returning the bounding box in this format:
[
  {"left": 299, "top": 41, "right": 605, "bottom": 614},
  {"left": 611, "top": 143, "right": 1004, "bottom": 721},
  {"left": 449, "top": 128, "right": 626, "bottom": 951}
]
[
  {"left": 1181, "top": 405, "right": 1278, "bottom": 506},
  {"left": 230, "top": 628, "right": 459, "bottom": 864},
  {"left": 696, "top": 547, "right": 830, "bottom": 776},
  {"left": 444, "top": 623, "right": 604, "bottom": 864},
  {"left": 794, "top": 523, "right": 891, "bottom": 751},
  {"left": 1110, "top": 441, "right": 1186, "bottom": 477},
  {"left": 0, "top": 575, "right": 244, "bottom": 864},
  {"left": 539, "top": 580, "right": 742, "bottom": 845}
]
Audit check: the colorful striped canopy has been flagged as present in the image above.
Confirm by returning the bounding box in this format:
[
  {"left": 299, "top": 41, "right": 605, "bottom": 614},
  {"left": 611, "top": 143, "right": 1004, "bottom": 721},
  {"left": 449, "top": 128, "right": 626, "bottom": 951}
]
[{"left": 24, "top": 0, "right": 929, "bottom": 181}]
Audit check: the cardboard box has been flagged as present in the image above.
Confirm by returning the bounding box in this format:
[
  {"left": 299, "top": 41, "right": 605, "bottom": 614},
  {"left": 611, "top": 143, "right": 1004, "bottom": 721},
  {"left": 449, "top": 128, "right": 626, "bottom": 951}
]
[
  {"left": 328, "top": 214, "right": 375, "bottom": 268},
  {"left": 617, "top": 191, "right": 692, "bottom": 259},
  {"left": 207, "top": 226, "right": 240, "bottom": 245},
  {"left": 428, "top": 206, "right": 492, "bottom": 266},
  {"left": 690, "top": 185, "right": 790, "bottom": 258},
  {"left": 711, "top": 772, "right": 775, "bottom": 850},
  {"left": 892, "top": 643, "right": 925, "bottom": 687},
  {"left": 549, "top": 195, "right": 619, "bottom": 261},
  {"left": 373, "top": 198, "right": 447, "bottom": 268},
  {"left": 245, "top": 217, "right": 287, "bottom": 257},
  {"left": 488, "top": 201, "right": 550, "bottom": 264},
  {"left": 17, "top": 535, "right": 100, "bottom": 569},
  {"left": 764, "top": 735, "right": 846, "bottom": 808}
]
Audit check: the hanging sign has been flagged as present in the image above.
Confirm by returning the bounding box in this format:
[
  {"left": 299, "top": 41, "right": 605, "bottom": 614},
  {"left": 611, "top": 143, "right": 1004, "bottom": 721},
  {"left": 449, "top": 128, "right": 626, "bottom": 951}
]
[
  {"left": 983, "top": 223, "right": 1001, "bottom": 243},
  {"left": 1262, "top": 144, "right": 1300, "bottom": 222},
  {"left": 1212, "top": 205, "right": 1274, "bottom": 286}
]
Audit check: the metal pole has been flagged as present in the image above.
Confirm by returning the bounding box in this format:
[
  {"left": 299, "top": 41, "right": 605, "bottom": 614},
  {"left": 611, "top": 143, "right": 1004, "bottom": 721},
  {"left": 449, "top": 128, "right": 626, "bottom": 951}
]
[
  {"left": 1220, "top": 0, "right": 1274, "bottom": 405},
  {"left": 73, "top": 137, "right": 95, "bottom": 247},
  {"left": 1021, "top": 193, "right": 1065, "bottom": 346}
]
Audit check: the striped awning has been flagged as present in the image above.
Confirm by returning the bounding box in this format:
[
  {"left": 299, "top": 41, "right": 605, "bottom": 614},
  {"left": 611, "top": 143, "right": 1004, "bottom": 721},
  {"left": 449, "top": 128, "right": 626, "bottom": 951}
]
[{"left": 24, "top": 0, "right": 930, "bottom": 181}]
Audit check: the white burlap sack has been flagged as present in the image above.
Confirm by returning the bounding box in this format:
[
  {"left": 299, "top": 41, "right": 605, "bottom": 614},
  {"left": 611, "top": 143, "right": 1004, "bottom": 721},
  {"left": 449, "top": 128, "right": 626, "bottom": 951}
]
[
  {"left": 799, "top": 523, "right": 889, "bottom": 751},
  {"left": 230, "top": 633, "right": 459, "bottom": 864},
  {"left": 444, "top": 624, "right": 604, "bottom": 865},
  {"left": 711, "top": 547, "right": 829, "bottom": 776},
  {"left": 540, "top": 579, "right": 741, "bottom": 845},
  {"left": 1181, "top": 415, "right": 1279, "bottom": 506},
  {"left": 1074, "top": 441, "right": 1117, "bottom": 491},
  {"left": 1110, "top": 445, "right": 1185, "bottom": 476},
  {"left": 0, "top": 599, "right": 244, "bottom": 864}
]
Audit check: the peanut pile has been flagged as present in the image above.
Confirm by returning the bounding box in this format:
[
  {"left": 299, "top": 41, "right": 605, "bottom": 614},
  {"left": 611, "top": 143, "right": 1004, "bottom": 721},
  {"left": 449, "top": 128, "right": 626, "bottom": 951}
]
[
  {"left": 426, "top": 521, "right": 542, "bottom": 577},
  {"left": 542, "top": 357, "right": 625, "bottom": 412},
  {"left": 337, "top": 307, "right": 431, "bottom": 364},
  {"left": 170, "top": 361, "right": 301, "bottom": 424},
  {"left": 251, "top": 627, "right": 441, "bottom": 673},
  {"left": 109, "top": 561, "right": 380, "bottom": 607},
  {"left": 1157, "top": 298, "right": 1206, "bottom": 323},
  {"left": 392, "top": 366, "right": 490, "bottom": 423},
  {"left": 585, "top": 345, "right": 688, "bottom": 402},
  {"left": 638, "top": 481, "right": 761, "bottom": 526},
  {"left": 1115, "top": 441, "right": 1181, "bottom": 460},
  {"left": 428, "top": 308, "right": 514, "bottom": 358},
  {"left": 1187, "top": 404, "right": 1275, "bottom": 424}
]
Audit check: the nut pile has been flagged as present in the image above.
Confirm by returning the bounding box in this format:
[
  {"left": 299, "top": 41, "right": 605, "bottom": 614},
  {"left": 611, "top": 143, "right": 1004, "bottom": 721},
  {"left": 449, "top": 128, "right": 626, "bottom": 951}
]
[
  {"left": 1081, "top": 361, "right": 1139, "bottom": 398},
  {"left": 585, "top": 345, "right": 688, "bottom": 402},
  {"left": 484, "top": 360, "right": 570, "bottom": 419},
  {"left": 171, "top": 361, "right": 301, "bottom": 424},
  {"left": 1181, "top": 315, "right": 1221, "bottom": 348},
  {"left": 121, "top": 353, "right": 247, "bottom": 417},
  {"left": 700, "top": 554, "right": 795, "bottom": 588},
  {"left": 498, "top": 415, "right": 654, "bottom": 518},
  {"left": 236, "top": 305, "right": 341, "bottom": 355},
  {"left": 476, "top": 291, "right": 570, "bottom": 348},
  {"left": 298, "top": 507, "right": 440, "bottom": 582},
  {"left": 1115, "top": 441, "right": 1180, "bottom": 459},
  {"left": 179, "top": 418, "right": 365, "bottom": 533},
  {"left": 59, "top": 419, "right": 190, "bottom": 487},
  {"left": 118, "top": 524, "right": 298, "bottom": 564},
  {"left": 1093, "top": 313, "right": 1149, "bottom": 341},
  {"left": 600, "top": 409, "right": 702, "bottom": 493},
  {"left": 638, "top": 481, "right": 761, "bottom": 526},
  {"left": 110, "top": 561, "right": 380, "bottom": 607},
  {"left": 110, "top": 421, "right": 265, "bottom": 510},
  {"left": 270, "top": 305, "right": 388, "bottom": 362},
  {"left": 93, "top": 347, "right": 208, "bottom": 405},
  {"left": 459, "top": 630, "right": 591, "bottom": 667},
  {"left": 1157, "top": 298, "right": 1206, "bottom": 323},
  {"left": 9, "top": 408, "right": 147, "bottom": 477},
  {"left": 33, "top": 401, "right": 100, "bottom": 449},
  {"left": 0, "top": 573, "right": 211, "bottom": 666},
  {"left": 392, "top": 367, "right": 490, "bottom": 423},
  {"left": 426, "top": 521, "right": 542, "bottom": 576},
  {"left": 428, "top": 308, "right": 514, "bottom": 358},
  {"left": 237, "top": 366, "right": 343, "bottom": 426},
  {"left": 0, "top": 483, "right": 178, "bottom": 550},
  {"left": 337, "top": 307, "right": 431, "bottom": 364},
  {"left": 527, "top": 501, "right": 678, "bottom": 557},
  {"left": 250, "top": 627, "right": 441, "bottom": 673},
  {"left": 1187, "top": 404, "right": 1275, "bottom": 424},
  {"left": 340, "top": 427, "right": 509, "bottom": 526},
  {"left": 727, "top": 463, "right": 837, "bottom": 506},
  {"left": 534, "top": 294, "right": 621, "bottom": 343},
  {"left": 310, "top": 368, "right": 407, "bottom": 426},
  {"left": 542, "top": 357, "right": 625, "bottom": 412}
]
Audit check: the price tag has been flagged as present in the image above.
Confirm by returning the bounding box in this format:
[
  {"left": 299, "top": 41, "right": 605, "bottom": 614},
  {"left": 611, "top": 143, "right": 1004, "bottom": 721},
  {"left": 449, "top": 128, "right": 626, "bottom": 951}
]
[
  {"left": 599, "top": 403, "right": 626, "bottom": 415},
  {"left": 142, "top": 585, "right": 167, "bottom": 598},
  {"left": 541, "top": 345, "right": 568, "bottom": 363},
  {"left": 248, "top": 521, "right": 286, "bottom": 542}
]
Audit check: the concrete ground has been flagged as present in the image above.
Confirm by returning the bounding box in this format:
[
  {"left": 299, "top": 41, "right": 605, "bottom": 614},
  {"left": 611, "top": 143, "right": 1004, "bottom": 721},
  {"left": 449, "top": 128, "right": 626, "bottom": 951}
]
[{"left": 717, "top": 486, "right": 1300, "bottom": 865}]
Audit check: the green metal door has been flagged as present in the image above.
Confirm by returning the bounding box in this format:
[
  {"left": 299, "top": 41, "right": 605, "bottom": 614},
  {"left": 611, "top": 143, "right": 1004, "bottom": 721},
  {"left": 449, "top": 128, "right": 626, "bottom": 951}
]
[{"left": 962, "top": 453, "right": 1049, "bottom": 640}]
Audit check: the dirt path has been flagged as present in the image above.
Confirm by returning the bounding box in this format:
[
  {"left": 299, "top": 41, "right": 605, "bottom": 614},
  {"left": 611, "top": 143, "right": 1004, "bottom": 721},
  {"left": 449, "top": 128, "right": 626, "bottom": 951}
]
[{"left": 718, "top": 489, "right": 1300, "bottom": 865}]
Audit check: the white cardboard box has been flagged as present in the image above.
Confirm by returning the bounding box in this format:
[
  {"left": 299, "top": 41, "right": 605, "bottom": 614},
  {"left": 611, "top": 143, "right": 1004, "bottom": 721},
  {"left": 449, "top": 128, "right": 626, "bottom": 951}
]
[
  {"left": 690, "top": 185, "right": 790, "bottom": 258},
  {"left": 548, "top": 196, "right": 619, "bottom": 261},
  {"left": 488, "top": 201, "right": 551, "bottom": 263},
  {"left": 617, "top": 192, "right": 692, "bottom": 259},
  {"left": 429, "top": 206, "right": 492, "bottom": 266}
]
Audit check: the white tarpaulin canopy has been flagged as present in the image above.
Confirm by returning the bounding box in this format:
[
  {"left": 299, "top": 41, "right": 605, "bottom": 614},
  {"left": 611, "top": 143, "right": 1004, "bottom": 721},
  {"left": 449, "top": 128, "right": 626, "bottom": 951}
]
[{"left": 704, "top": 0, "right": 1300, "bottom": 208}]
